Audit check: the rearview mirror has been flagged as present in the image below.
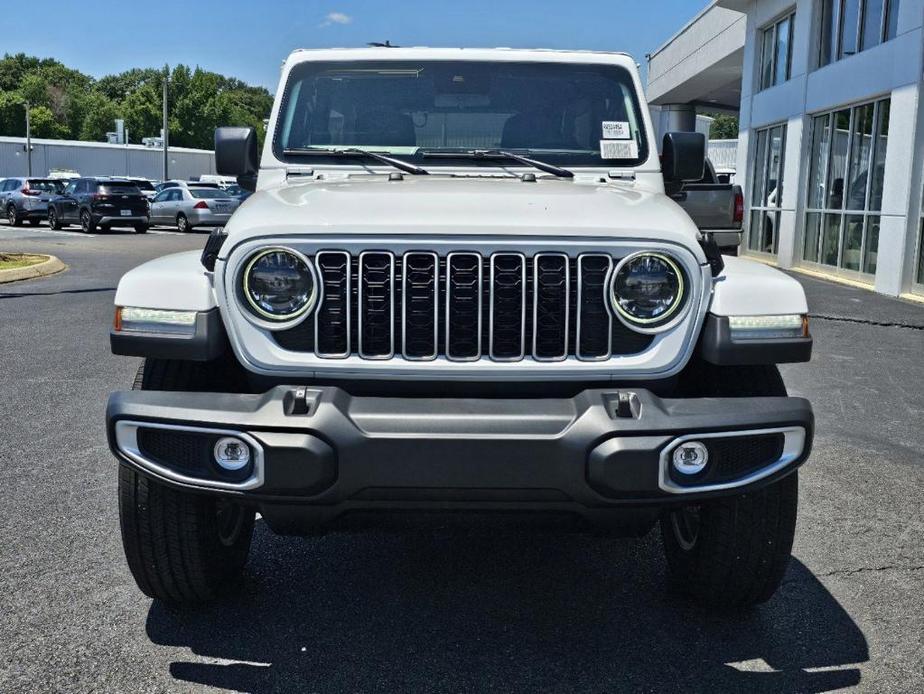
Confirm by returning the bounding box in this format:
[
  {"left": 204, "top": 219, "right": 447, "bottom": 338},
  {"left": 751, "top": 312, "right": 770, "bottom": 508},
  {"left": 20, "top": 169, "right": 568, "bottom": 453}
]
[
  {"left": 215, "top": 126, "right": 258, "bottom": 191},
  {"left": 661, "top": 131, "right": 705, "bottom": 185}
]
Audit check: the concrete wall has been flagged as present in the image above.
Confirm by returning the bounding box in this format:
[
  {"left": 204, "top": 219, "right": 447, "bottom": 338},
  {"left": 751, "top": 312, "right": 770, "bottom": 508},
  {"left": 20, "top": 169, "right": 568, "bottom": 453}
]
[
  {"left": 730, "top": 0, "right": 924, "bottom": 296},
  {"left": 0, "top": 137, "right": 216, "bottom": 181}
]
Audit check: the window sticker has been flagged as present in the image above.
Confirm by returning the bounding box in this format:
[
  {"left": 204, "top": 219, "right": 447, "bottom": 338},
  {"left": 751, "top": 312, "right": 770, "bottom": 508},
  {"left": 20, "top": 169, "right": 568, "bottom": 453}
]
[
  {"left": 600, "top": 140, "right": 638, "bottom": 159},
  {"left": 602, "top": 121, "right": 631, "bottom": 139}
]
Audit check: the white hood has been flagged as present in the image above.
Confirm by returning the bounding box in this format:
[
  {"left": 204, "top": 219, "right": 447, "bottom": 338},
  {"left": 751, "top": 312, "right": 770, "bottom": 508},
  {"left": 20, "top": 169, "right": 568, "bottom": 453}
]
[{"left": 223, "top": 175, "right": 703, "bottom": 253}]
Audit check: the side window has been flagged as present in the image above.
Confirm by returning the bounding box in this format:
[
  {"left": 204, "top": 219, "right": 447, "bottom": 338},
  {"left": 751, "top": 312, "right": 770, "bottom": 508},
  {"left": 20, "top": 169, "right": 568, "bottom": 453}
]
[
  {"left": 153, "top": 190, "right": 170, "bottom": 203},
  {"left": 63, "top": 181, "right": 77, "bottom": 195}
]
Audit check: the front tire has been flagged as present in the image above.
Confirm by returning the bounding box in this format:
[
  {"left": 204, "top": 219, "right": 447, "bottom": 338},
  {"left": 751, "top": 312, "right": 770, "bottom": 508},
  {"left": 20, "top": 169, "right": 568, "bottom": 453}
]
[
  {"left": 118, "top": 360, "right": 255, "bottom": 604},
  {"left": 661, "top": 363, "right": 798, "bottom": 609},
  {"left": 134, "top": 223, "right": 148, "bottom": 234},
  {"left": 48, "top": 208, "right": 64, "bottom": 230}
]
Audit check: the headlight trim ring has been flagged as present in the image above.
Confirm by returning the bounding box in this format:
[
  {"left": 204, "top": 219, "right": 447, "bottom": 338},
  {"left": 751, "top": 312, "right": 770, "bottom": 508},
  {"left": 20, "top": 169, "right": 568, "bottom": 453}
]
[{"left": 609, "top": 250, "right": 690, "bottom": 334}]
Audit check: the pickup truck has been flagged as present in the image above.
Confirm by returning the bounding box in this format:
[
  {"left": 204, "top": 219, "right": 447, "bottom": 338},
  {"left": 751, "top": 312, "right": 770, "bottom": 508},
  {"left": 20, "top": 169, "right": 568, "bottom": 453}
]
[
  {"left": 673, "top": 158, "right": 744, "bottom": 254},
  {"left": 106, "top": 47, "right": 813, "bottom": 610}
]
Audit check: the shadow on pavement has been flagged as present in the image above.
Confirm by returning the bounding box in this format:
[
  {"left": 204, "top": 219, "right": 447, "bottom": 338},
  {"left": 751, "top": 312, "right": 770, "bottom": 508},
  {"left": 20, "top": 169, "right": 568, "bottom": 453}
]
[{"left": 147, "top": 522, "right": 867, "bottom": 692}]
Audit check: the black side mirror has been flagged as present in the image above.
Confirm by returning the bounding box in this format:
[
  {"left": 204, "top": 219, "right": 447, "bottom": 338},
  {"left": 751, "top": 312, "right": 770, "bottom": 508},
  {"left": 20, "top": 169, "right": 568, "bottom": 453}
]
[
  {"left": 661, "top": 131, "right": 706, "bottom": 185},
  {"left": 215, "top": 126, "right": 258, "bottom": 191}
]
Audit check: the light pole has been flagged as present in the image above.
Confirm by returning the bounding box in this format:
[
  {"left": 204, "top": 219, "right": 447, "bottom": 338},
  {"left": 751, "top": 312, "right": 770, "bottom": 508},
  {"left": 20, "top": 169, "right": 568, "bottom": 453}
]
[
  {"left": 24, "top": 101, "right": 32, "bottom": 177},
  {"left": 162, "top": 67, "right": 169, "bottom": 181}
]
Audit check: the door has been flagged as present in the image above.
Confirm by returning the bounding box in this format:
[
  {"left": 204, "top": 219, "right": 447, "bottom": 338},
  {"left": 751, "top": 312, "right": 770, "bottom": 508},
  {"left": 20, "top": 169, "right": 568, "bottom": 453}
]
[
  {"left": 59, "top": 180, "right": 80, "bottom": 221},
  {"left": 0, "top": 179, "right": 19, "bottom": 210},
  {"left": 149, "top": 189, "right": 172, "bottom": 223}
]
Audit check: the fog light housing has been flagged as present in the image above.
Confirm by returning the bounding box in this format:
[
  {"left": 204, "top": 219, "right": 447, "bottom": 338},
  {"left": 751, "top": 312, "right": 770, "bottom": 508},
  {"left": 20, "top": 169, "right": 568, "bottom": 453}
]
[
  {"left": 213, "top": 437, "right": 251, "bottom": 471},
  {"left": 672, "top": 441, "right": 709, "bottom": 475}
]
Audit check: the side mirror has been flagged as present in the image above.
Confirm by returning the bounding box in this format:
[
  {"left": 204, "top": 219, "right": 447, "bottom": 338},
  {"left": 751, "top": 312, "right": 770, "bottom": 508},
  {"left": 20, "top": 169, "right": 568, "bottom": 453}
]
[
  {"left": 661, "top": 131, "right": 706, "bottom": 185},
  {"left": 215, "top": 126, "right": 258, "bottom": 191}
]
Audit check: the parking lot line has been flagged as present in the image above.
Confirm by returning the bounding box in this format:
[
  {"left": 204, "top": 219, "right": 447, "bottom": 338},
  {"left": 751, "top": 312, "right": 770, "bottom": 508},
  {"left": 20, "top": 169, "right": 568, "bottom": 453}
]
[
  {"left": 147, "top": 230, "right": 186, "bottom": 236},
  {"left": 0, "top": 225, "right": 96, "bottom": 238}
]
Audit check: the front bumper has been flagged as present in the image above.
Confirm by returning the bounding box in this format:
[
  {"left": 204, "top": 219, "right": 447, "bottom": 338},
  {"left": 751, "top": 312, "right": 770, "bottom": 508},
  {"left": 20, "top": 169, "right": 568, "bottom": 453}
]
[{"left": 107, "top": 387, "right": 813, "bottom": 530}]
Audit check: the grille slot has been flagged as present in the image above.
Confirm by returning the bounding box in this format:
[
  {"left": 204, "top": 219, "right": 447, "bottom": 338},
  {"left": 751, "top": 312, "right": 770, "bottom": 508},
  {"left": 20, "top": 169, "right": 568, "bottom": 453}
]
[
  {"left": 446, "top": 252, "right": 483, "bottom": 361},
  {"left": 533, "top": 253, "right": 569, "bottom": 360},
  {"left": 272, "top": 249, "right": 656, "bottom": 362},
  {"left": 402, "top": 252, "right": 439, "bottom": 360},
  {"left": 489, "top": 253, "right": 526, "bottom": 361},
  {"left": 314, "top": 251, "right": 351, "bottom": 358},
  {"left": 358, "top": 251, "right": 395, "bottom": 359},
  {"left": 576, "top": 254, "right": 613, "bottom": 360}
]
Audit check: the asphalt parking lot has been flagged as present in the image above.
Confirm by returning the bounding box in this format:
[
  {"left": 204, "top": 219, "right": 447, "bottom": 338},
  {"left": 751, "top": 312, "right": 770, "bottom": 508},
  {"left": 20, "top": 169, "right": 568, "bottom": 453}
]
[{"left": 1, "top": 223, "right": 922, "bottom": 693}]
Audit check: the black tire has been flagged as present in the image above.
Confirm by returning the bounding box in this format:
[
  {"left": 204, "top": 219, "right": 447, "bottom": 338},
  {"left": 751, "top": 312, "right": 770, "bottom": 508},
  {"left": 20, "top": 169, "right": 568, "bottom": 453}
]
[
  {"left": 80, "top": 209, "right": 96, "bottom": 233},
  {"left": 176, "top": 213, "right": 192, "bottom": 233},
  {"left": 7, "top": 205, "right": 21, "bottom": 226},
  {"left": 661, "top": 363, "right": 797, "bottom": 609},
  {"left": 118, "top": 359, "right": 255, "bottom": 604},
  {"left": 47, "top": 208, "right": 64, "bottom": 230},
  {"left": 134, "top": 223, "right": 149, "bottom": 234}
]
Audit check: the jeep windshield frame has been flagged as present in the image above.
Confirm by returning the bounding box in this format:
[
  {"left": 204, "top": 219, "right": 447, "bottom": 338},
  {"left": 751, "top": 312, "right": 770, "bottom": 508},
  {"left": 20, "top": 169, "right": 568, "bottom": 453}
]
[{"left": 273, "top": 60, "right": 649, "bottom": 169}]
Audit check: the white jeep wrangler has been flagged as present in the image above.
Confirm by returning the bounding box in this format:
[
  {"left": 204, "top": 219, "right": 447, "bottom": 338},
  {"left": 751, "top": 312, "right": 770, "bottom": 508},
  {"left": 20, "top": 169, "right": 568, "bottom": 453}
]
[{"left": 107, "top": 48, "right": 813, "bottom": 608}]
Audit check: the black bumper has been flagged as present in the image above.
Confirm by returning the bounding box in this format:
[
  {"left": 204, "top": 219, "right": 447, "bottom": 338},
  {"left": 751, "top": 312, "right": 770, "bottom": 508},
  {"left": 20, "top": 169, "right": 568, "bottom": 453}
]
[{"left": 107, "top": 387, "right": 813, "bottom": 531}]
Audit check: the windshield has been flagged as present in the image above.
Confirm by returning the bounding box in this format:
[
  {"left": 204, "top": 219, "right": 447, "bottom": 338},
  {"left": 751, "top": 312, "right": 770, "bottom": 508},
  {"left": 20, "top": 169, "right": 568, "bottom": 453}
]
[
  {"left": 190, "top": 188, "right": 229, "bottom": 199},
  {"left": 275, "top": 60, "right": 648, "bottom": 167},
  {"left": 130, "top": 180, "right": 154, "bottom": 191},
  {"left": 100, "top": 184, "right": 142, "bottom": 195},
  {"left": 27, "top": 180, "right": 63, "bottom": 193}
]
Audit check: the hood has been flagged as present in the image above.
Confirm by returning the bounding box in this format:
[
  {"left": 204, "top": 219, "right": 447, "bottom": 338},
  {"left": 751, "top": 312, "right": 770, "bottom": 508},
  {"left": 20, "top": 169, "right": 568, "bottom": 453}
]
[{"left": 224, "top": 175, "right": 700, "bottom": 248}]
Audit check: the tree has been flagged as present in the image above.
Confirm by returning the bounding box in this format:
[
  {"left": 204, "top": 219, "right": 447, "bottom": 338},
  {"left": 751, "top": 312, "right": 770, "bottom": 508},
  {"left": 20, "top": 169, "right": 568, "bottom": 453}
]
[
  {"left": 708, "top": 113, "right": 739, "bottom": 139},
  {"left": 79, "top": 92, "right": 121, "bottom": 141},
  {"left": 28, "top": 105, "right": 69, "bottom": 139}
]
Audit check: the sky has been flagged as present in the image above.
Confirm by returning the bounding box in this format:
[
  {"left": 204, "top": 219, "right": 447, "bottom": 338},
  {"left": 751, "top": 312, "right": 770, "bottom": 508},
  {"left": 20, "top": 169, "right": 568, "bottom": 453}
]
[{"left": 4, "top": 0, "right": 706, "bottom": 92}]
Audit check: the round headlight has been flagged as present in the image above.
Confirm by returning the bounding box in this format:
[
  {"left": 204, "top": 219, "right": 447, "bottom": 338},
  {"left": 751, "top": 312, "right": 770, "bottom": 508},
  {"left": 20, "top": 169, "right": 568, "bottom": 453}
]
[
  {"left": 610, "top": 252, "right": 686, "bottom": 331},
  {"left": 242, "top": 248, "right": 317, "bottom": 323}
]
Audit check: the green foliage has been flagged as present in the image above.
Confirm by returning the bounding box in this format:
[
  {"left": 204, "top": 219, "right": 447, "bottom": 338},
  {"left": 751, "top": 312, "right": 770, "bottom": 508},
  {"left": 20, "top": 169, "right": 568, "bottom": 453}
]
[
  {"left": 707, "top": 113, "right": 739, "bottom": 140},
  {"left": 0, "top": 53, "right": 272, "bottom": 148}
]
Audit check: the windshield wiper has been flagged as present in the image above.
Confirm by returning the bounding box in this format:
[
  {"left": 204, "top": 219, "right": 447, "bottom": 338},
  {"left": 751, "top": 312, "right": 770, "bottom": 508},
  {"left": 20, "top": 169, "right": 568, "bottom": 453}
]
[
  {"left": 420, "top": 149, "right": 574, "bottom": 178},
  {"left": 282, "top": 147, "right": 429, "bottom": 175}
]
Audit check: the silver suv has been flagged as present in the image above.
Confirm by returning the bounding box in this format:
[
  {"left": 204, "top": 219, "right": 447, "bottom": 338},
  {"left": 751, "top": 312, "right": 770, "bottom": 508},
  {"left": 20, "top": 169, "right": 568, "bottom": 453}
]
[{"left": 0, "top": 177, "right": 64, "bottom": 226}]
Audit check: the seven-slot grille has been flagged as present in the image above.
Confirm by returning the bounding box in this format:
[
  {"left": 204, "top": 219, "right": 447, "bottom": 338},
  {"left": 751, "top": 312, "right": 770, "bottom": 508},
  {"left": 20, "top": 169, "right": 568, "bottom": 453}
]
[{"left": 272, "top": 251, "right": 654, "bottom": 361}]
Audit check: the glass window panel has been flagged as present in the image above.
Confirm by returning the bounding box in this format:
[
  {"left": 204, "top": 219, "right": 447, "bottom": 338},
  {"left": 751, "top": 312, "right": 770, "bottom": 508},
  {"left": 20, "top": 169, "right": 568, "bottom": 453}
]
[
  {"left": 869, "top": 99, "right": 890, "bottom": 210},
  {"left": 761, "top": 26, "right": 775, "bottom": 90},
  {"left": 749, "top": 211, "right": 764, "bottom": 251},
  {"left": 774, "top": 18, "right": 791, "bottom": 85},
  {"left": 820, "top": 0, "right": 839, "bottom": 66},
  {"left": 862, "top": 0, "right": 885, "bottom": 50},
  {"left": 842, "top": 214, "right": 865, "bottom": 270},
  {"left": 846, "top": 103, "right": 874, "bottom": 210},
  {"left": 822, "top": 213, "right": 842, "bottom": 266},
  {"left": 840, "top": 0, "right": 861, "bottom": 58},
  {"left": 827, "top": 109, "right": 851, "bottom": 209},
  {"left": 751, "top": 129, "right": 769, "bottom": 205},
  {"left": 763, "top": 211, "right": 779, "bottom": 254},
  {"left": 767, "top": 125, "right": 785, "bottom": 207},
  {"left": 808, "top": 115, "right": 831, "bottom": 209},
  {"left": 886, "top": 0, "right": 901, "bottom": 40},
  {"left": 804, "top": 212, "right": 822, "bottom": 262},
  {"left": 864, "top": 216, "right": 880, "bottom": 274}
]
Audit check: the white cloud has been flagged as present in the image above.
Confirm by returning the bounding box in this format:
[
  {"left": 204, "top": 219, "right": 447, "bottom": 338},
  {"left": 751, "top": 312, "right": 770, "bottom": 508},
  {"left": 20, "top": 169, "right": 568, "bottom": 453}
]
[{"left": 319, "top": 11, "right": 352, "bottom": 27}]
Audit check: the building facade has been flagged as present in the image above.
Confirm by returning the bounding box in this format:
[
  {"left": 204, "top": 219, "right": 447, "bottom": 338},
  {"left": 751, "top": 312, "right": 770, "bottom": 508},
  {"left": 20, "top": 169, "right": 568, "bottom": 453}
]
[
  {"left": 0, "top": 136, "right": 216, "bottom": 182},
  {"left": 649, "top": 0, "right": 924, "bottom": 298}
]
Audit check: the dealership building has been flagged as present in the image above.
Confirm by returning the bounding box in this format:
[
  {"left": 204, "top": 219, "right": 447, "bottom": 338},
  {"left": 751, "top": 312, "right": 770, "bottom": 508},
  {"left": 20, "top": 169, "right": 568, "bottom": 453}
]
[{"left": 648, "top": 0, "right": 924, "bottom": 299}]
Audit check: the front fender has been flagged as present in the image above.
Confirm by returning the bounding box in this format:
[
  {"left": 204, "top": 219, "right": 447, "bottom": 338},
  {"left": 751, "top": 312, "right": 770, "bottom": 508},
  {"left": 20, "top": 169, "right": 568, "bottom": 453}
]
[
  {"left": 114, "top": 251, "right": 216, "bottom": 311},
  {"left": 709, "top": 256, "right": 808, "bottom": 316}
]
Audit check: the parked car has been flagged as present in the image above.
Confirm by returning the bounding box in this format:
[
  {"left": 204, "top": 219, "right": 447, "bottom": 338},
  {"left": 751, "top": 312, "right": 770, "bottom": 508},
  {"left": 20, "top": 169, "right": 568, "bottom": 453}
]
[
  {"left": 149, "top": 186, "right": 240, "bottom": 232},
  {"left": 671, "top": 158, "right": 744, "bottom": 254},
  {"left": 224, "top": 183, "right": 252, "bottom": 201},
  {"left": 154, "top": 180, "right": 221, "bottom": 194},
  {"left": 0, "top": 177, "right": 65, "bottom": 226},
  {"left": 47, "top": 178, "right": 149, "bottom": 233},
  {"left": 108, "top": 47, "right": 813, "bottom": 610},
  {"left": 125, "top": 178, "right": 157, "bottom": 201}
]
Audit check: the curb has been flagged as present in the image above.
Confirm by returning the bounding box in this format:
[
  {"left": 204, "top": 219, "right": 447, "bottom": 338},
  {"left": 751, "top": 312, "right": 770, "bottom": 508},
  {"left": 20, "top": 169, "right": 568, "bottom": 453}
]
[{"left": 0, "top": 255, "right": 67, "bottom": 284}]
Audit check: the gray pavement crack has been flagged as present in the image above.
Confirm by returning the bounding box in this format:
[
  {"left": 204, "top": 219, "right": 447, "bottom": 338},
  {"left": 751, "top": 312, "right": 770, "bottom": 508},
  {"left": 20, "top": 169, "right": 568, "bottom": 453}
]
[
  {"left": 811, "top": 314, "right": 924, "bottom": 331},
  {"left": 815, "top": 564, "right": 924, "bottom": 578}
]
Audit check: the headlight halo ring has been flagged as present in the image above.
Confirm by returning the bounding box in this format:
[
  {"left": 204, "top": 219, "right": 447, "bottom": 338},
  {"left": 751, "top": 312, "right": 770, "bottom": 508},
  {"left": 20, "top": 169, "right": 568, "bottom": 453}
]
[
  {"left": 239, "top": 246, "right": 320, "bottom": 330},
  {"left": 609, "top": 250, "right": 690, "bottom": 334}
]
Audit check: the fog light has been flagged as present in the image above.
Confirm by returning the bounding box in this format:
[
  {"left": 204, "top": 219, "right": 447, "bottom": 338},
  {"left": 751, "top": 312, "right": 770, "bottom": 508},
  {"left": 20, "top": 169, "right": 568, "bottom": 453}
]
[
  {"left": 213, "top": 437, "right": 251, "bottom": 471},
  {"left": 672, "top": 441, "right": 709, "bottom": 475}
]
